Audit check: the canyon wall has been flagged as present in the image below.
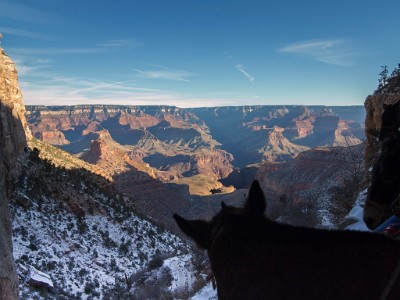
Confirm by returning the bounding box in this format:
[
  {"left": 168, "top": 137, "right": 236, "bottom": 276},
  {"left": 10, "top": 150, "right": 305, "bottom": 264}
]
[
  {"left": 256, "top": 144, "right": 365, "bottom": 228},
  {"left": 190, "top": 105, "right": 365, "bottom": 168},
  {"left": 26, "top": 105, "right": 234, "bottom": 195},
  {"left": 364, "top": 93, "right": 400, "bottom": 174},
  {"left": 0, "top": 47, "right": 31, "bottom": 299}
]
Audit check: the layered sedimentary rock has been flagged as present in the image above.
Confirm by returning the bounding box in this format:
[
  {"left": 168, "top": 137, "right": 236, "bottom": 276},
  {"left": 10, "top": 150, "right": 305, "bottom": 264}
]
[
  {"left": 260, "top": 126, "right": 310, "bottom": 162},
  {"left": 190, "top": 105, "right": 365, "bottom": 168},
  {"left": 26, "top": 105, "right": 234, "bottom": 187},
  {"left": 79, "top": 129, "right": 195, "bottom": 230},
  {"left": 256, "top": 144, "right": 365, "bottom": 227},
  {"left": 0, "top": 47, "right": 31, "bottom": 299}
]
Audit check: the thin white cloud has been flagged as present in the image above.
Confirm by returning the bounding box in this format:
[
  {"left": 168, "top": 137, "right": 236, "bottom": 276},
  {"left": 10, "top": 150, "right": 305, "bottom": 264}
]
[
  {"left": 13, "top": 58, "right": 53, "bottom": 76},
  {"left": 19, "top": 71, "right": 183, "bottom": 106},
  {"left": 235, "top": 64, "right": 255, "bottom": 83},
  {"left": 21, "top": 85, "right": 91, "bottom": 105},
  {"left": 19, "top": 71, "right": 238, "bottom": 108},
  {"left": 0, "top": 27, "right": 51, "bottom": 40},
  {"left": 9, "top": 38, "right": 139, "bottom": 56},
  {"left": 99, "top": 39, "right": 140, "bottom": 48},
  {"left": 21, "top": 72, "right": 170, "bottom": 94},
  {"left": 33, "top": 59, "right": 53, "bottom": 64},
  {"left": 224, "top": 52, "right": 255, "bottom": 83},
  {"left": 135, "top": 69, "right": 194, "bottom": 82},
  {"left": 223, "top": 51, "right": 234, "bottom": 60},
  {"left": 67, "top": 79, "right": 171, "bottom": 95},
  {"left": 278, "top": 39, "right": 355, "bottom": 66},
  {"left": 20, "top": 81, "right": 235, "bottom": 108},
  {"left": 14, "top": 64, "right": 47, "bottom": 76},
  {"left": 10, "top": 47, "right": 108, "bottom": 55},
  {"left": 0, "top": 1, "right": 58, "bottom": 23}
]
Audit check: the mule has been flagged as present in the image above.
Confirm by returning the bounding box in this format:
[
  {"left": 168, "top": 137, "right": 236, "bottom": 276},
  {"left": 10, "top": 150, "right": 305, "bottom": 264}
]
[
  {"left": 364, "top": 102, "right": 400, "bottom": 229},
  {"left": 174, "top": 181, "right": 400, "bottom": 299}
]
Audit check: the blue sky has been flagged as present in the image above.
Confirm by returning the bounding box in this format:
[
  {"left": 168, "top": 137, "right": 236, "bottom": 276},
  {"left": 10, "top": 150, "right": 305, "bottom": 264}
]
[{"left": 1, "top": 0, "right": 400, "bottom": 107}]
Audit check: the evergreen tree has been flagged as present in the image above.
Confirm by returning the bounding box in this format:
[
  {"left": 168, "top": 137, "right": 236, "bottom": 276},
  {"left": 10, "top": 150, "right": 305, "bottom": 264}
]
[
  {"left": 378, "top": 65, "right": 389, "bottom": 89},
  {"left": 391, "top": 63, "right": 400, "bottom": 78}
]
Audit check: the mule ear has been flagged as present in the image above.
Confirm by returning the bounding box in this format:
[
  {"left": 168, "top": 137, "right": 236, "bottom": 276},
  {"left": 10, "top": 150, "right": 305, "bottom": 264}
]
[
  {"left": 245, "top": 180, "right": 266, "bottom": 215},
  {"left": 173, "top": 214, "right": 211, "bottom": 249}
]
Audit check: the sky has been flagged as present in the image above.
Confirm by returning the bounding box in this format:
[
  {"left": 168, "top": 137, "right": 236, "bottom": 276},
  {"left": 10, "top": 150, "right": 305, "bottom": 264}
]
[{"left": 1, "top": 0, "right": 400, "bottom": 108}]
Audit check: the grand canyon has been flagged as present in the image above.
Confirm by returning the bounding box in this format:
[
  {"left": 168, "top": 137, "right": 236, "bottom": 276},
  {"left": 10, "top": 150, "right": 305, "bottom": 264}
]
[
  {"left": 24, "top": 103, "right": 367, "bottom": 232},
  {"left": 2, "top": 44, "right": 397, "bottom": 299},
  {"left": 26, "top": 104, "right": 365, "bottom": 192},
  {"left": 2, "top": 0, "right": 400, "bottom": 298}
]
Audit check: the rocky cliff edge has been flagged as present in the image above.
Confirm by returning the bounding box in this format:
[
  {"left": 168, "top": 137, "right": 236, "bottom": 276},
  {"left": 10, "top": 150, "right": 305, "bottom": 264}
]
[
  {"left": 364, "top": 92, "right": 400, "bottom": 174},
  {"left": 0, "top": 47, "right": 31, "bottom": 299}
]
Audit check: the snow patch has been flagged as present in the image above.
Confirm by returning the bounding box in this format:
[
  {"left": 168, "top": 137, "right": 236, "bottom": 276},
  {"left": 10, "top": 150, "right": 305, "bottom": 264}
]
[
  {"left": 28, "top": 266, "right": 54, "bottom": 288},
  {"left": 344, "top": 189, "right": 370, "bottom": 232},
  {"left": 11, "top": 192, "right": 189, "bottom": 298},
  {"left": 164, "top": 254, "right": 195, "bottom": 291},
  {"left": 192, "top": 281, "right": 218, "bottom": 300}
]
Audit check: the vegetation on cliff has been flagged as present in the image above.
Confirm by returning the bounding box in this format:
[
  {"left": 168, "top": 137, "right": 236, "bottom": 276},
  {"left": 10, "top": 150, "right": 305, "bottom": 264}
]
[
  {"left": 376, "top": 64, "right": 400, "bottom": 94},
  {"left": 364, "top": 64, "right": 400, "bottom": 175},
  {"left": 11, "top": 145, "right": 208, "bottom": 299}
]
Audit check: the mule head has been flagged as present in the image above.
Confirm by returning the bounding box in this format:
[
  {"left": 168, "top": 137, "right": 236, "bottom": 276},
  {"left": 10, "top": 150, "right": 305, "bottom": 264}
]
[{"left": 173, "top": 180, "right": 266, "bottom": 249}]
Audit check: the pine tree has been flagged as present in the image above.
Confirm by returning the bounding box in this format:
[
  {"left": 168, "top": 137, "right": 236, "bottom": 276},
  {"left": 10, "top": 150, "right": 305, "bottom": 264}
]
[
  {"left": 391, "top": 63, "right": 400, "bottom": 78},
  {"left": 378, "top": 65, "right": 389, "bottom": 89}
]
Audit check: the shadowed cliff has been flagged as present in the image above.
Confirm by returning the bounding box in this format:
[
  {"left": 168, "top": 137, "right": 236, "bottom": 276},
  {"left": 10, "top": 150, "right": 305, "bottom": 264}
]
[{"left": 0, "top": 46, "right": 32, "bottom": 299}]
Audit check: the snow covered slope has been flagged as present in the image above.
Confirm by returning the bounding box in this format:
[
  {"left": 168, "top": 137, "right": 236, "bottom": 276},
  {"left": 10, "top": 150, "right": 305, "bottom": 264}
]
[{"left": 10, "top": 147, "right": 210, "bottom": 299}]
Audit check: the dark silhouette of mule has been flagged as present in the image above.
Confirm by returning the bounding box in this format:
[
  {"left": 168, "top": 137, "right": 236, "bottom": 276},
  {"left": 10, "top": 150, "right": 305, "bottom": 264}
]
[
  {"left": 364, "top": 102, "right": 400, "bottom": 229},
  {"left": 174, "top": 181, "right": 400, "bottom": 299}
]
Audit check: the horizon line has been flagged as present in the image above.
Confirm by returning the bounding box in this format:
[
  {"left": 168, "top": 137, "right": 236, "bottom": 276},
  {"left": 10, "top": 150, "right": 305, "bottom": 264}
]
[{"left": 24, "top": 103, "right": 365, "bottom": 109}]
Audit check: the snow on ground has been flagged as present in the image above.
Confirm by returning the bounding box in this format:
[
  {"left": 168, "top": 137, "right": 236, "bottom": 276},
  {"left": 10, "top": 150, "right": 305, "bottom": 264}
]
[
  {"left": 318, "top": 208, "right": 334, "bottom": 228},
  {"left": 11, "top": 191, "right": 190, "bottom": 299},
  {"left": 29, "top": 266, "right": 54, "bottom": 288},
  {"left": 345, "top": 206, "right": 370, "bottom": 231},
  {"left": 164, "top": 254, "right": 195, "bottom": 291},
  {"left": 192, "top": 281, "right": 218, "bottom": 300},
  {"left": 344, "top": 189, "right": 370, "bottom": 231}
]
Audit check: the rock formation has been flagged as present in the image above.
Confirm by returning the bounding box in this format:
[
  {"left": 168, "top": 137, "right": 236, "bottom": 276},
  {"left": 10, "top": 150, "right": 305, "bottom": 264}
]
[
  {"left": 260, "top": 126, "right": 310, "bottom": 162},
  {"left": 26, "top": 105, "right": 234, "bottom": 193},
  {"left": 78, "top": 129, "right": 194, "bottom": 230},
  {"left": 256, "top": 144, "right": 365, "bottom": 228},
  {"left": 190, "top": 105, "right": 365, "bottom": 168},
  {"left": 364, "top": 92, "right": 400, "bottom": 174},
  {"left": 0, "top": 47, "right": 31, "bottom": 299}
]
